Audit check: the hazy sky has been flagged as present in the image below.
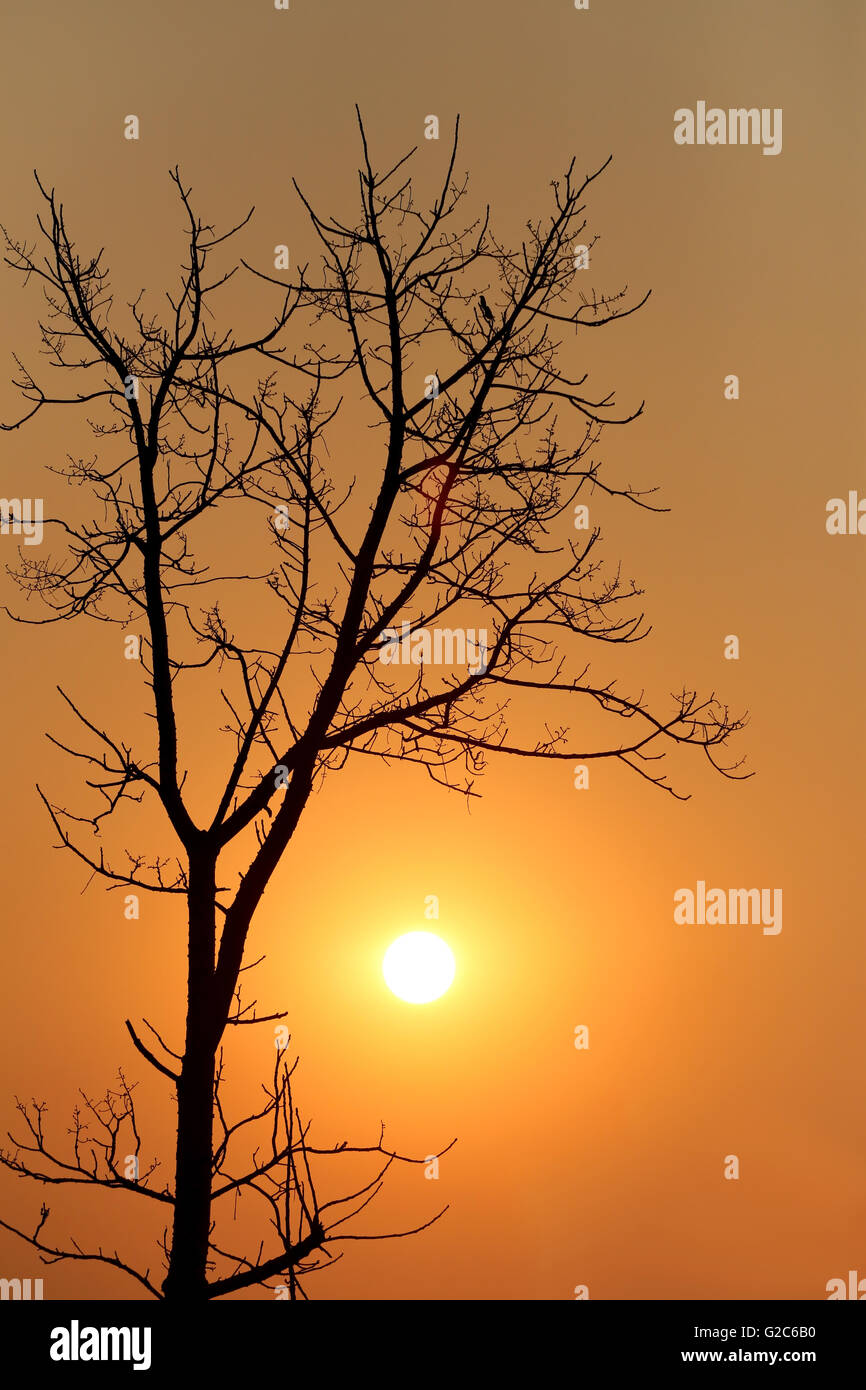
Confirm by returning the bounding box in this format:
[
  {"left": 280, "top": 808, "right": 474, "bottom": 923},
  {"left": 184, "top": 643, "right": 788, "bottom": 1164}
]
[{"left": 0, "top": 0, "right": 863, "bottom": 1299}]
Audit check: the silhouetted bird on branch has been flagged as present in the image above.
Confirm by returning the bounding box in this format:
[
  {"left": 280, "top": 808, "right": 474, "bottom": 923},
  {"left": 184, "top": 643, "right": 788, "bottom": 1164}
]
[{"left": 479, "top": 295, "right": 495, "bottom": 329}]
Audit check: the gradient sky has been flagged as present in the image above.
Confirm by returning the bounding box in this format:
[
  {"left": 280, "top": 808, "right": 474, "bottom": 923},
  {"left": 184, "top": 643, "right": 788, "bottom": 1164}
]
[{"left": 0, "top": 0, "right": 864, "bottom": 1300}]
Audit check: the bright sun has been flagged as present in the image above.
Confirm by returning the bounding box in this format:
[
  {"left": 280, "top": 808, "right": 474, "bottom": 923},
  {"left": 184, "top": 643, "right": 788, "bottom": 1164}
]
[{"left": 382, "top": 931, "right": 456, "bottom": 1004}]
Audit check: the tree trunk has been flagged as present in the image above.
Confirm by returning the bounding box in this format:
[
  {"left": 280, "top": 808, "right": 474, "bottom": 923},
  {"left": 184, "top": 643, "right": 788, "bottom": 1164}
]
[{"left": 163, "top": 851, "right": 218, "bottom": 1301}]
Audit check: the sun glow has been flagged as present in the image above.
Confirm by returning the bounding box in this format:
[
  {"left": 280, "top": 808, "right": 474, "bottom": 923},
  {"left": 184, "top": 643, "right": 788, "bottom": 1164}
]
[{"left": 382, "top": 931, "right": 456, "bottom": 1004}]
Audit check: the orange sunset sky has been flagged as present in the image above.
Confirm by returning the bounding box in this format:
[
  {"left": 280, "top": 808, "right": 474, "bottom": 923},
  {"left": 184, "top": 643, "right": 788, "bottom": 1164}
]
[{"left": 0, "top": 0, "right": 864, "bottom": 1300}]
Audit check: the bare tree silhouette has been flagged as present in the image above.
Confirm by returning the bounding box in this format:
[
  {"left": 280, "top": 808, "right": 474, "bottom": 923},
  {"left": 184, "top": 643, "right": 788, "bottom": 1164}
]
[{"left": 0, "top": 110, "right": 746, "bottom": 1301}]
